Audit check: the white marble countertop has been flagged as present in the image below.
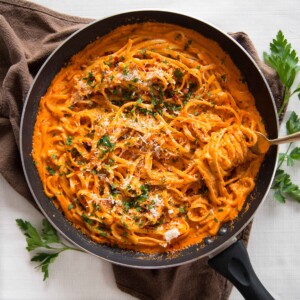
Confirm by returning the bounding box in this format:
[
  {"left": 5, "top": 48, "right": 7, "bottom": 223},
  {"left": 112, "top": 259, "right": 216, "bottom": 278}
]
[{"left": 1, "top": 0, "right": 300, "bottom": 299}]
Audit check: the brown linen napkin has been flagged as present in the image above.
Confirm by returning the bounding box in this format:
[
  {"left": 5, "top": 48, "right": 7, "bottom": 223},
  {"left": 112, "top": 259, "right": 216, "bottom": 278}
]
[{"left": 0, "top": 1, "right": 284, "bottom": 299}]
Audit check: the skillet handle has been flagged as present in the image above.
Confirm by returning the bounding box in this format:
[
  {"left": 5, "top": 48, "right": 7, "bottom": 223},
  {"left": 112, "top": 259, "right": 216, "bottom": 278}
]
[{"left": 208, "top": 240, "right": 274, "bottom": 300}]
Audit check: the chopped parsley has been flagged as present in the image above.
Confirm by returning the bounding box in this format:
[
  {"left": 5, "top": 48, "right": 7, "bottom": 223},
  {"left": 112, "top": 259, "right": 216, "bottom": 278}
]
[
  {"left": 137, "top": 185, "right": 149, "bottom": 202},
  {"left": 46, "top": 166, "right": 56, "bottom": 175},
  {"left": 179, "top": 207, "right": 186, "bottom": 214},
  {"left": 174, "top": 68, "right": 184, "bottom": 80},
  {"left": 136, "top": 98, "right": 143, "bottom": 104},
  {"left": 83, "top": 72, "right": 95, "bottom": 86},
  {"left": 123, "top": 64, "right": 129, "bottom": 76},
  {"left": 66, "top": 136, "right": 73, "bottom": 146},
  {"left": 81, "top": 214, "right": 93, "bottom": 225},
  {"left": 97, "top": 135, "right": 115, "bottom": 149}
]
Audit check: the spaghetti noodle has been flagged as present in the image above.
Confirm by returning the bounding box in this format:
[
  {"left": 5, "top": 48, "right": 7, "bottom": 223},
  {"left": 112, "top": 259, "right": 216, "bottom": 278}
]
[{"left": 32, "top": 22, "right": 266, "bottom": 253}]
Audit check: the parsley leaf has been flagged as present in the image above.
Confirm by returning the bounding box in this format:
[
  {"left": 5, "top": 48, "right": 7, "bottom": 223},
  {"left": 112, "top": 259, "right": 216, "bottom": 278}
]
[
  {"left": 16, "top": 219, "right": 84, "bottom": 281},
  {"left": 83, "top": 71, "right": 95, "bottom": 86},
  {"left": 263, "top": 31, "right": 299, "bottom": 88},
  {"left": 66, "top": 136, "right": 73, "bottom": 146},
  {"left": 290, "top": 147, "right": 300, "bottom": 160},
  {"left": 174, "top": 68, "right": 184, "bottom": 80},
  {"left": 137, "top": 185, "right": 149, "bottom": 201},
  {"left": 264, "top": 31, "right": 300, "bottom": 204},
  {"left": 286, "top": 111, "right": 300, "bottom": 134},
  {"left": 41, "top": 219, "right": 59, "bottom": 244},
  {"left": 16, "top": 219, "right": 45, "bottom": 251},
  {"left": 46, "top": 166, "right": 56, "bottom": 176},
  {"left": 279, "top": 146, "right": 300, "bottom": 167},
  {"left": 272, "top": 169, "right": 300, "bottom": 203},
  {"left": 97, "top": 135, "right": 115, "bottom": 149},
  {"left": 31, "top": 253, "right": 59, "bottom": 281},
  {"left": 81, "top": 213, "right": 93, "bottom": 224},
  {"left": 263, "top": 30, "right": 300, "bottom": 115}
]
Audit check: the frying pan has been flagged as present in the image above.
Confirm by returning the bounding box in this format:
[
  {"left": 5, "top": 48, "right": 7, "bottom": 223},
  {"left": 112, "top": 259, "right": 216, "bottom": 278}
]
[{"left": 20, "top": 10, "right": 278, "bottom": 300}]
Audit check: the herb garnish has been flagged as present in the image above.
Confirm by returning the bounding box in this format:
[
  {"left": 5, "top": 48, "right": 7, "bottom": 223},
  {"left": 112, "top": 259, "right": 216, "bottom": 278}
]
[
  {"left": 174, "top": 68, "right": 184, "bottom": 80},
  {"left": 263, "top": 30, "right": 300, "bottom": 116},
  {"left": 137, "top": 184, "right": 149, "bottom": 202},
  {"left": 264, "top": 31, "right": 300, "bottom": 203},
  {"left": 16, "top": 219, "right": 83, "bottom": 280},
  {"left": 66, "top": 136, "right": 73, "bottom": 146},
  {"left": 46, "top": 166, "right": 56, "bottom": 175},
  {"left": 81, "top": 213, "right": 93, "bottom": 225},
  {"left": 97, "top": 135, "right": 115, "bottom": 149},
  {"left": 83, "top": 71, "right": 95, "bottom": 86}
]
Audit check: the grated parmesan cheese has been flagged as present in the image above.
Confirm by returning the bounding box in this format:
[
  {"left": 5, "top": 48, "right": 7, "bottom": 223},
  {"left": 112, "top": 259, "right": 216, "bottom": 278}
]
[
  {"left": 150, "top": 207, "right": 159, "bottom": 217},
  {"left": 164, "top": 228, "right": 180, "bottom": 243}
]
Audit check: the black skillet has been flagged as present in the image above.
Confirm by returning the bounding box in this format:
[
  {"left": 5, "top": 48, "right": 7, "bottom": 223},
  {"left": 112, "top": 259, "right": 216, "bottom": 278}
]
[{"left": 20, "top": 10, "right": 278, "bottom": 300}]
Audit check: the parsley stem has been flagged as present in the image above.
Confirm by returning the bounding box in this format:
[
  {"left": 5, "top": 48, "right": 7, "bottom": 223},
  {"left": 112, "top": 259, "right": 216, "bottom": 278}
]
[
  {"left": 44, "top": 242, "right": 84, "bottom": 253},
  {"left": 278, "top": 89, "right": 291, "bottom": 116},
  {"left": 60, "top": 242, "right": 85, "bottom": 252},
  {"left": 277, "top": 142, "right": 293, "bottom": 170}
]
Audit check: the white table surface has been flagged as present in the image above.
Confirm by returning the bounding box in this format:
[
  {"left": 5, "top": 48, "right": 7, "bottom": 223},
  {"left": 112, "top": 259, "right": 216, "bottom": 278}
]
[{"left": 1, "top": 0, "right": 300, "bottom": 299}]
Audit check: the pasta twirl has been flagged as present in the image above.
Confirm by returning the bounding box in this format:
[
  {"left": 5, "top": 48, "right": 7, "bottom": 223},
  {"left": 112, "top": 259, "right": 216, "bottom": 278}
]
[{"left": 33, "top": 23, "right": 266, "bottom": 253}]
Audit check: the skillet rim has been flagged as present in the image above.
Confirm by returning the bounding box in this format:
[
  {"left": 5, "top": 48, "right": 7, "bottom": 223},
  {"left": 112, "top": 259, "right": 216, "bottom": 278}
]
[{"left": 20, "top": 9, "right": 279, "bottom": 268}]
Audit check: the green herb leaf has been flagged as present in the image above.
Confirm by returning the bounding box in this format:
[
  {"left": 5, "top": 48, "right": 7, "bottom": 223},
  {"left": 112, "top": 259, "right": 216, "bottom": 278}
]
[
  {"left": 174, "top": 68, "right": 184, "bottom": 80},
  {"left": 46, "top": 166, "right": 56, "bottom": 176},
  {"left": 66, "top": 136, "right": 73, "bottom": 146},
  {"left": 263, "top": 31, "right": 300, "bottom": 115},
  {"left": 286, "top": 111, "right": 300, "bottom": 134},
  {"left": 16, "top": 219, "right": 45, "bottom": 251},
  {"left": 68, "top": 203, "right": 74, "bottom": 210},
  {"left": 31, "top": 252, "right": 59, "bottom": 281},
  {"left": 272, "top": 169, "right": 300, "bottom": 203},
  {"left": 263, "top": 30, "right": 300, "bottom": 89},
  {"left": 287, "top": 156, "right": 294, "bottom": 167},
  {"left": 97, "top": 135, "right": 115, "bottom": 149},
  {"left": 41, "top": 219, "right": 59, "bottom": 244},
  {"left": 81, "top": 213, "right": 93, "bottom": 225},
  {"left": 278, "top": 153, "right": 286, "bottom": 165},
  {"left": 16, "top": 218, "right": 84, "bottom": 280},
  {"left": 83, "top": 71, "right": 96, "bottom": 86},
  {"left": 179, "top": 207, "right": 186, "bottom": 213},
  {"left": 137, "top": 185, "right": 149, "bottom": 201},
  {"left": 123, "top": 65, "right": 129, "bottom": 76},
  {"left": 290, "top": 147, "right": 300, "bottom": 160},
  {"left": 274, "top": 189, "right": 286, "bottom": 203}
]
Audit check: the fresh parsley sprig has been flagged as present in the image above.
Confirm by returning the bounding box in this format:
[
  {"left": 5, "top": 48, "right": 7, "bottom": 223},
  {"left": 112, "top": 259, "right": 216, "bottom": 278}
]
[
  {"left": 263, "top": 30, "right": 300, "bottom": 116},
  {"left": 16, "top": 218, "right": 84, "bottom": 280},
  {"left": 264, "top": 30, "right": 300, "bottom": 203},
  {"left": 272, "top": 169, "right": 300, "bottom": 203},
  {"left": 273, "top": 112, "right": 300, "bottom": 203}
]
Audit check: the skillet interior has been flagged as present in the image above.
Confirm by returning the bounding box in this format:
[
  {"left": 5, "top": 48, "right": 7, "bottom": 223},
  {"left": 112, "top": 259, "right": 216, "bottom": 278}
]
[{"left": 20, "top": 10, "right": 278, "bottom": 268}]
